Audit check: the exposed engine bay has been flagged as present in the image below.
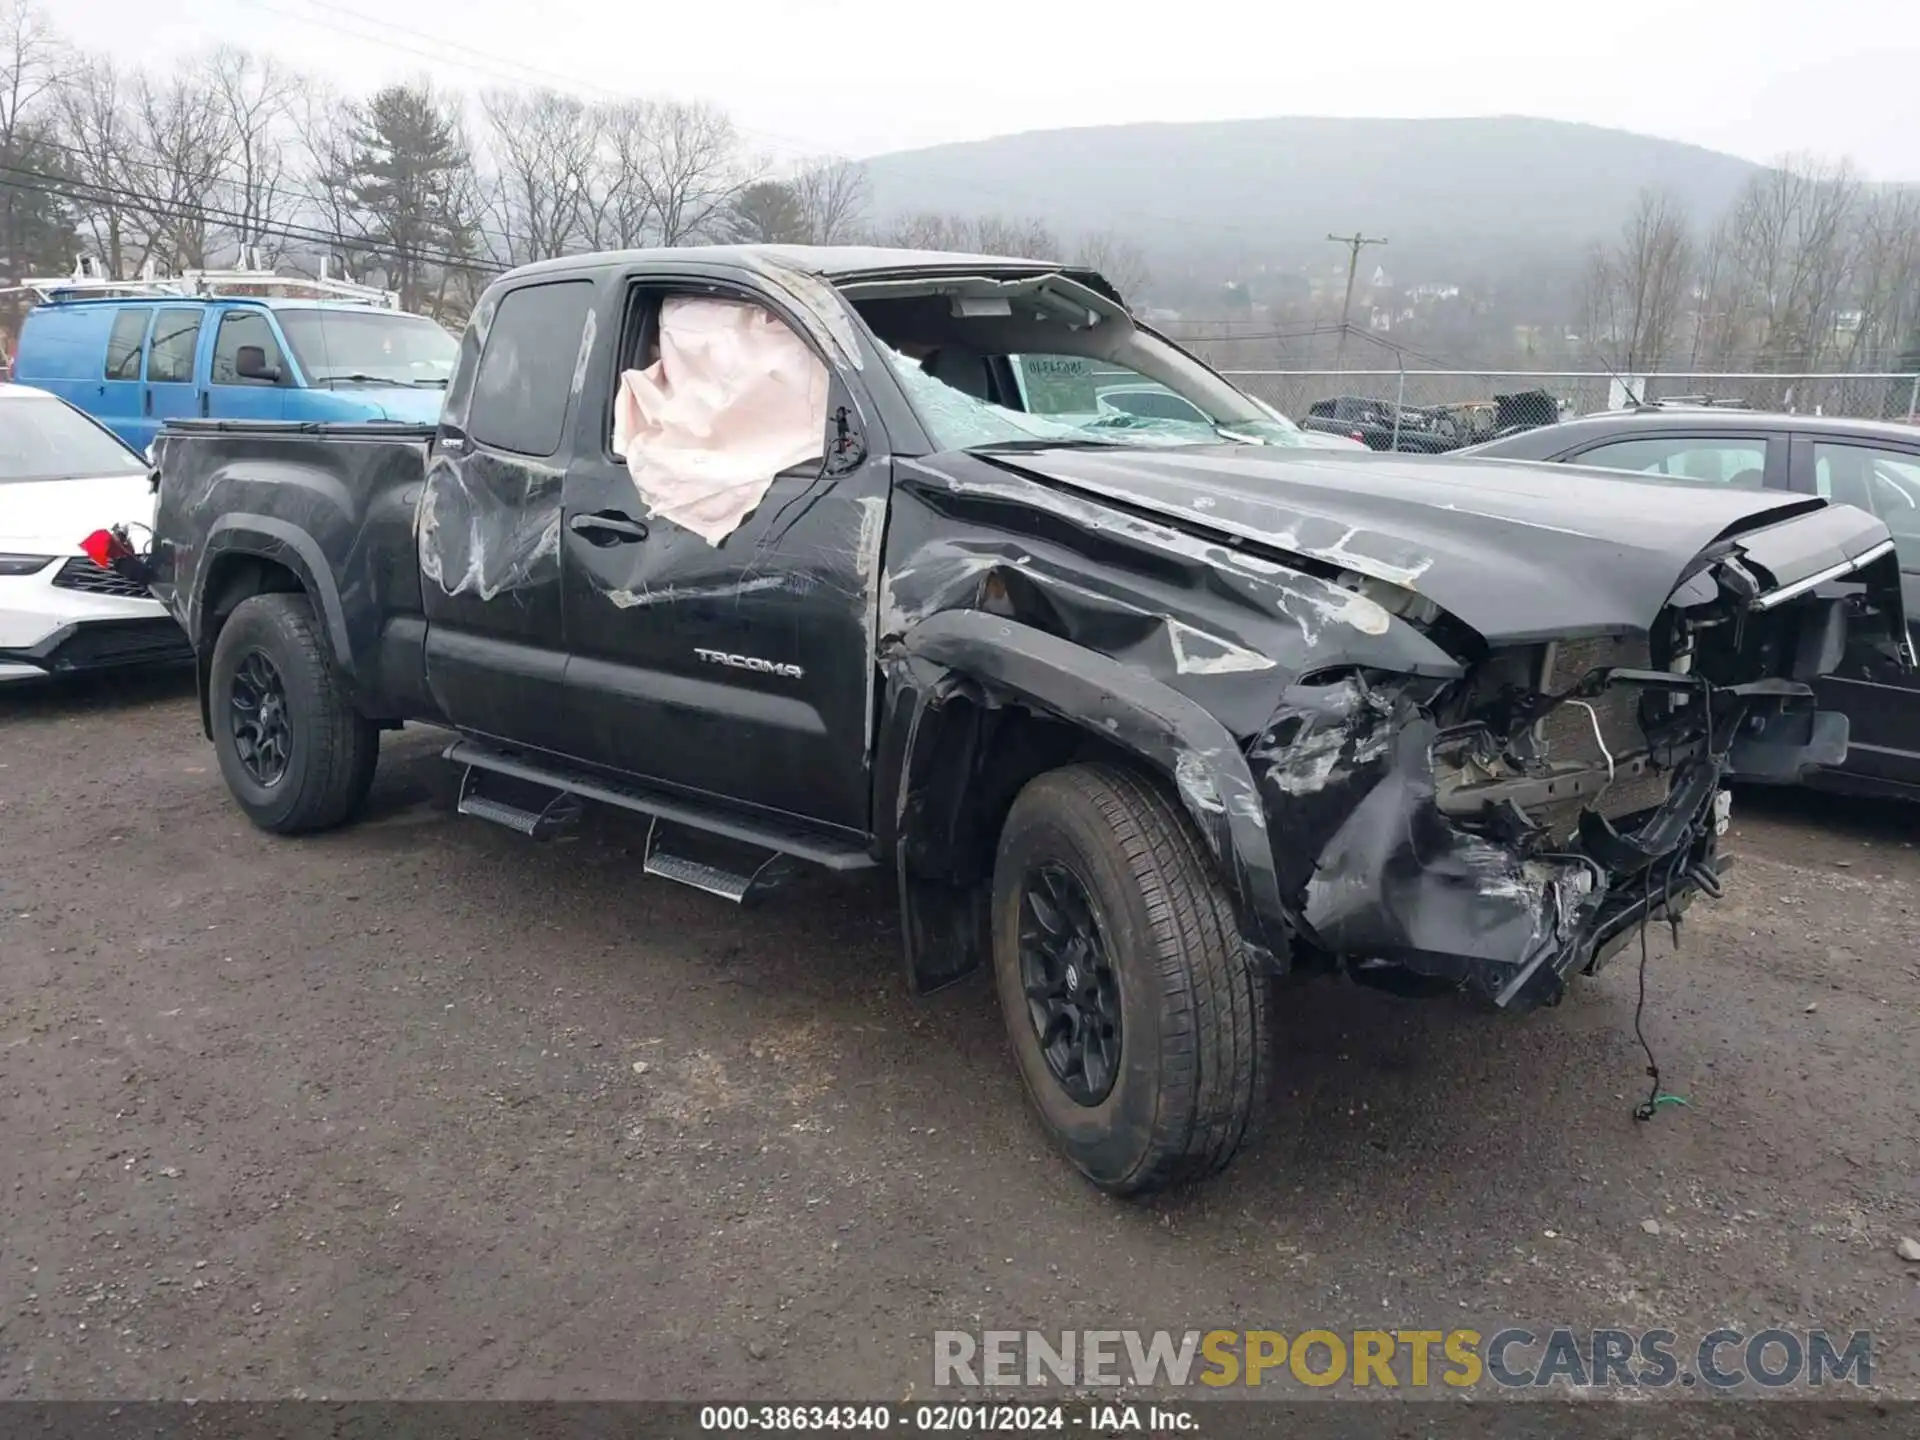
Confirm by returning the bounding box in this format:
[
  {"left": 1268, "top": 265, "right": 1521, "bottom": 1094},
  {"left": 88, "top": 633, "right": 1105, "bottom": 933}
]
[{"left": 1261, "top": 537, "right": 1895, "bottom": 1011}]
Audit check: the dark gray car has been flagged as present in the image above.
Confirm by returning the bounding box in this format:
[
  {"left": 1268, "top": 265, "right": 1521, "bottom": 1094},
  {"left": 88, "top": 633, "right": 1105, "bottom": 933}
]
[{"left": 1457, "top": 408, "right": 1920, "bottom": 799}]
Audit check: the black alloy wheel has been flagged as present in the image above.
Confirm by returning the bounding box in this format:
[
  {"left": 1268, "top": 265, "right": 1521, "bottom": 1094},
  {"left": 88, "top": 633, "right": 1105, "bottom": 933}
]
[
  {"left": 991, "top": 763, "right": 1271, "bottom": 1195},
  {"left": 1018, "top": 860, "right": 1123, "bottom": 1106},
  {"left": 229, "top": 648, "right": 292, "bottom": 786}
]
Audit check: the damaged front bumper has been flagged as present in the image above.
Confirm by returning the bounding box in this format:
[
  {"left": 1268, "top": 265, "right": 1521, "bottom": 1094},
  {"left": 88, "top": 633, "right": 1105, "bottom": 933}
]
[{"left": 1260, "top": 672, "right": 1810, "bottom": 1013}]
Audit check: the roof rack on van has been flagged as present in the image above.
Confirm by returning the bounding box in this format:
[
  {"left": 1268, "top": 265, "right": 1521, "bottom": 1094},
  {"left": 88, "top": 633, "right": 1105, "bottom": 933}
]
[{"left": 1, "top": 255, "right": 401, "bottom": 310}]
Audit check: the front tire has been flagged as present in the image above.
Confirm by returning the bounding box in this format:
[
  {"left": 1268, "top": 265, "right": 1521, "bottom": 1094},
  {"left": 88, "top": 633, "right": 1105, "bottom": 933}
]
[
  {"left": 209, "top": 593, "right": 379, "bottom": 834},
  {"left": 991, "top": 763, "right": 1270, "bottom": 1196}
]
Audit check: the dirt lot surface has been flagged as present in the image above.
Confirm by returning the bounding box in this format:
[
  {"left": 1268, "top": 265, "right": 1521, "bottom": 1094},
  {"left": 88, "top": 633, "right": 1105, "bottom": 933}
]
[{"left": 3, "top": 669, "right": 1917, "bottom": 1402}]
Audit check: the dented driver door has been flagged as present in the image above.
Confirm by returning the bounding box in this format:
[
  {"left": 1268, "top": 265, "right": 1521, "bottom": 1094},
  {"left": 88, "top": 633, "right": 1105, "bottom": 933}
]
[
  {"left": 418, "top": 277, "right": 598, "bottom": 751},
  {"left": 554, "top": 277, "right": 889, "bottom": 838}
]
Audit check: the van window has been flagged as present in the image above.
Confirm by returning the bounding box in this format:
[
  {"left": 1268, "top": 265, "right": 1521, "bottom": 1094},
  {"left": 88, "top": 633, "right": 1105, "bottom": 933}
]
[
  {"left": 212, "top": 310, "right": 284, "bottom": 385},
  {"left": 148, "top": 308, "right": 203, "bottom": 384},
  {"left": 470, "top": 280, "right": 594, "bottom": 457},
  {"left": 105, "top": 308, "right": 151, "bottom": 380}
]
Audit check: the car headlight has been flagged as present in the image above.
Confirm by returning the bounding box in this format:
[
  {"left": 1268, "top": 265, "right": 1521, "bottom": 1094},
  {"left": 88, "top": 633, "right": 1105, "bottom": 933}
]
[{"left": 0, "top": 554, "right": 56, "bottom": 576}]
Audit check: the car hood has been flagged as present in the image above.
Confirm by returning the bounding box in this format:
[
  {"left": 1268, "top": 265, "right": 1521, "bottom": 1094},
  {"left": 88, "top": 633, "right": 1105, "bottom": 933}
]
[
  {"left": 979, "top": 446, "right": 1850, "bottom": 643},
  {"left": 0, "top": 472, "right": 155, "bottom": 555},
  {"left": 365, "top": 388, "right": 445, "bottom": 423},
  {"left": 308, "top": 387, "right": 445, "bottom": 424}
]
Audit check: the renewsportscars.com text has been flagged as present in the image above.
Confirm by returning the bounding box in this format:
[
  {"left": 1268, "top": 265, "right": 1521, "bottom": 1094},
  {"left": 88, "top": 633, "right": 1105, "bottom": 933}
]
[{"left": 933, "top": 1328, "right": 1873, "bottom": 1390}]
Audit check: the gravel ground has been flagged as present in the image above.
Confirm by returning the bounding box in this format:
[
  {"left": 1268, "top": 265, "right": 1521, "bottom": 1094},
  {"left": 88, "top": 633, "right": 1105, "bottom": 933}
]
[{"left": 2, "top": 669, "right": 1917, "bottom": 1401}]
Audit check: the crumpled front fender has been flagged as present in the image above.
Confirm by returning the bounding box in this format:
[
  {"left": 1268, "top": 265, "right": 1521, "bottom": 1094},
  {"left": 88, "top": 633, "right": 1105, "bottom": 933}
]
[{"left": 894, "top": 610, "right": 1295, "bottom": 968}]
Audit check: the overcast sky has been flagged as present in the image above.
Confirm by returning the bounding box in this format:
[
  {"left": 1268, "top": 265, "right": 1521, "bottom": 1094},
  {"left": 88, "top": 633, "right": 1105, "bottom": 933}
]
[{"left": 57, "top": 0, "right": 1920, "bottom": 180}]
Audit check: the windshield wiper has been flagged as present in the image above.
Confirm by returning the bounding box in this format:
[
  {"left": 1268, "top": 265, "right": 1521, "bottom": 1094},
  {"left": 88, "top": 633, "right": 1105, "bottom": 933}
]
[{"left": 314, "top": 373, "right": 446, "bottom": 388}]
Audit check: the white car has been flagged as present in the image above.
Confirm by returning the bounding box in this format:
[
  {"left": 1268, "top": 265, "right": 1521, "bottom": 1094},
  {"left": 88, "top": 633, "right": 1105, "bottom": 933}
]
[{"left": 0, "top": 384, "right": 187, "bottom": 682}]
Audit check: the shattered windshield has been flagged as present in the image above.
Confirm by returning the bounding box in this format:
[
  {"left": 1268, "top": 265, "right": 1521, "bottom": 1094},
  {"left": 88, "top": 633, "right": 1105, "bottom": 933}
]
[
  {"left": 844, "top": 276, "right": 1313, "bottom": 454},
  {"left": 882, "top": 344, "right": 1313, "bottom": 452}
]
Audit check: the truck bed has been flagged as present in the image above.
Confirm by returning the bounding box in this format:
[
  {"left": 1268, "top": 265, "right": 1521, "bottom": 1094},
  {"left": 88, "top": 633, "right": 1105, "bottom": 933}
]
[{"left": 150, "top": 420, "right": 441, "bottom": 723}]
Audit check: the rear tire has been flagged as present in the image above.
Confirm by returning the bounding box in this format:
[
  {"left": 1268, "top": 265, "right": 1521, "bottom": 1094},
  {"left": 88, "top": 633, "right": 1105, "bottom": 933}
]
[
  {"left": 991, "top": 762, "right": 1270, "bottom": 1196},
  {"left": 209, "top": 593, "right": 379, "bottom": 834}
]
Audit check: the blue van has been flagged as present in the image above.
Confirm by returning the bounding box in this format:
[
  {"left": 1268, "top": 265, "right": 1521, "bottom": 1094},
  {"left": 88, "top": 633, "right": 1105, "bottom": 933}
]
[{"left": 13, "top": 287, "right": 457, "bottom": 452}]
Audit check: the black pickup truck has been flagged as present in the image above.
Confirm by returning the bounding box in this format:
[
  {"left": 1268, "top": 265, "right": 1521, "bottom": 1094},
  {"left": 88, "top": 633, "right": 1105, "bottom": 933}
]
[{"left": 137, "top": 245, "right": 1908, "bottom": 1196}]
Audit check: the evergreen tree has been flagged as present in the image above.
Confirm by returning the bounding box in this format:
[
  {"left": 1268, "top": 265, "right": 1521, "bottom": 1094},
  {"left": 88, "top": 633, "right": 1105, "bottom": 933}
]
[
  {"left": 345, "top": 82, "right": 466, "bottom": 311},
  {"left": 724, "top": 181, "right": 808, "bottom": 245},
  {"left": 0, "top": 122, "right": 79, "bottom": 281}
]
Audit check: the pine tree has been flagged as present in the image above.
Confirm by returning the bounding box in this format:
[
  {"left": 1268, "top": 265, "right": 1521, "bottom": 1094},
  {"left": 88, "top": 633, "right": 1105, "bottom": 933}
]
[
  {"left": 0, "top": 123, "right": 79, "bottom": 281},
  {"left": 724, "top": 181, "right": 808, "bottom": 245},
  {"left": 344, "top": 83, "right": 466, "bottom": 312}
]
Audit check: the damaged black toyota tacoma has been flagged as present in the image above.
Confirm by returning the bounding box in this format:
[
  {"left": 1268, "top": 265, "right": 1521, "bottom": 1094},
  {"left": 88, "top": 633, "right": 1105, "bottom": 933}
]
[{"left": 129, "top": 245, "right": 1910, "bottom": 1196}]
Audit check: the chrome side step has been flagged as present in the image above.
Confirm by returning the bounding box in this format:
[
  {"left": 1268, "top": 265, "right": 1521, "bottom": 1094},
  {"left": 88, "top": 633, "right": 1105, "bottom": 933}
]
[
  {"left": 642, "top": 818, "right": 797, "bottom": 904},
  {"left": 457, "top": 764, "right": 583, "bottom": 839}
]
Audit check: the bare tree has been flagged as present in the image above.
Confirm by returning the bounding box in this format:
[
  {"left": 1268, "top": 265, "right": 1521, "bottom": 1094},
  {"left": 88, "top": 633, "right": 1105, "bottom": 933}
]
[
  {"left": 632, "top": 99, "right": 747, "bottom": 246},
  {"left": 874, "top": 210, "right": 971, "bottom": 250},
  {"left": 971, "top": 214, "right": 1058, "bottom": 258},
  {"left": 789, "top": 156, "right": 868, "bottom": 245},
  {"left": 54, "top": 54, "right": 137, "bottom": 275},
  {"left": 128, "top": 60, "right": 233, "bottom": 270},
  {"left": 0, "top": 0, "right": 69, "bottom": 281},
  {"left": 579, "top": 99, "right": 652, "bottom": 251},
  {"left": 1836, "top": 188, "right": 1920, "bottom": 370},
  {"left": 428, "top": 141, "right": 493, "bottom": 322},
  {"left": 1074, "top": 230, "right": 1150, "bottom": 299},
  {"left": 1577, "top": 188, "right": 1693, "bottom": 372},
  {"left": 480, "top": 87, "right": 596, "bottom": 264},
  {"left": 293, "top": 82, "right": 366, "bottom": 267},
  {"left": 874, "top": 210, "right": 1058, "bottom": 258},
  {"left": 207, "top": 47, "right": 298, "bottom": 265},
  {"left": 0, "top": 0, "right": 58, "bottom": 143},
  {"left": 1726, "top": 155, "right": 1862, "bottom": 370},
  {"left": 1685, "top": 213, "right": 1742, "bottom": 370}
]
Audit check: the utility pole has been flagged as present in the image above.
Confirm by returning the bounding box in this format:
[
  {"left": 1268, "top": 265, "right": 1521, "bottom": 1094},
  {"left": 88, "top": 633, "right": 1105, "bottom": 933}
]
[{"left": 1328, "top": 231, "right": 1388, "bottom": 371}]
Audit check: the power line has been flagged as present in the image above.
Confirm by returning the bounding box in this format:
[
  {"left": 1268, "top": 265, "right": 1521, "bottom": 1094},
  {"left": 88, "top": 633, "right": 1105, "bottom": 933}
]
[
  {"left": 23, "top": 116, "right": 535, "bottom": 261},
  {"left": 1326, "top": 231, "right": 1388, "bottom": 371},
  {"left": 240, "top": 0, "right": 825, "bottom": 160},
  {"left": 0, "top": 160, "right": 506, "bottom": 282}
]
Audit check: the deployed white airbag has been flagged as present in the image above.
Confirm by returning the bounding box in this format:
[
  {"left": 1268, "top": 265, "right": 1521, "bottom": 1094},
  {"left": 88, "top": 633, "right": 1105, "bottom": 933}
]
[{"left": 611, "top": 296, "right": 829, "bottom": 545}]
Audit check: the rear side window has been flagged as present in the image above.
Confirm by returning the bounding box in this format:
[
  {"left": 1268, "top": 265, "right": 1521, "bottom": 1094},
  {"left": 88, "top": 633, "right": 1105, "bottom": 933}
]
[
  {"left": 147, "top": 308, "right": 204, "bottom": 384},
  {"left": 105, "top": 308, "right": 151, "bottom": 380},
  {"left": 1573, "top": 436, "right": 1768, "bottom": 487},
  {"left": 470, "top": 280, "right": 595, "bottom": 457},
  {"left": 1813, "top": 441, "right": 1920, "bottom": 570}
]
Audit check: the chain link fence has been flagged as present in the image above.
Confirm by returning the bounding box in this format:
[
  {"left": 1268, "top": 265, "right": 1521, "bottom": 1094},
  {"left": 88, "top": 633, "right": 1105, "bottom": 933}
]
[{"left": 1214, "top": 370, "right": 1920, "bottom": 427}]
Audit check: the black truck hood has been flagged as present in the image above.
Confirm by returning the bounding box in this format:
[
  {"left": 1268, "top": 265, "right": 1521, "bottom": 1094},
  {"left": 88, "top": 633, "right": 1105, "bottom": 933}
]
[{"left": 982, "top": 446, "right": 1838, "bottom": 643}]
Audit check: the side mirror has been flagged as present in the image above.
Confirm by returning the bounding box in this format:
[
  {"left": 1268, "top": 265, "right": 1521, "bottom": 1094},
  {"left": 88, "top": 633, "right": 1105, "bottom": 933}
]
[{"left": 235, "top": 345, "right": 283, "bottom": 383}]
